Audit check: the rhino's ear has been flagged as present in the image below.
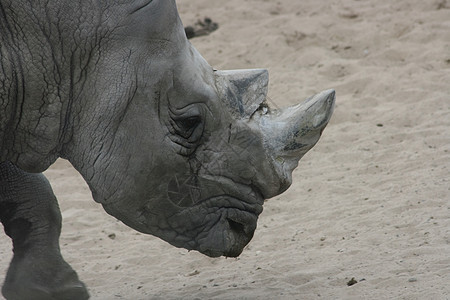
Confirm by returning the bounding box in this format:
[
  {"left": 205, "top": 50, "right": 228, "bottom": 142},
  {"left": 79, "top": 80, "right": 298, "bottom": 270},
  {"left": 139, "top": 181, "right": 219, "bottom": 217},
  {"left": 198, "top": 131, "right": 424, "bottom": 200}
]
[{"left": 214, "top": 69, "right": 269, "bottom": 117}]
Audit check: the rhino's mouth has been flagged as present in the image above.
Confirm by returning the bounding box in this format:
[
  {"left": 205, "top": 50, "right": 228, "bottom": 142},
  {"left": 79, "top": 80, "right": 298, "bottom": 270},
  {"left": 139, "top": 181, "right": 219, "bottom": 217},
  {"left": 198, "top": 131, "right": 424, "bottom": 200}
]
[
  {"left": 196, "top": 195, "right": 263, "bottom": 257},
  {"left": 166, "top": 191, "right": 264, "bottom": 258}
]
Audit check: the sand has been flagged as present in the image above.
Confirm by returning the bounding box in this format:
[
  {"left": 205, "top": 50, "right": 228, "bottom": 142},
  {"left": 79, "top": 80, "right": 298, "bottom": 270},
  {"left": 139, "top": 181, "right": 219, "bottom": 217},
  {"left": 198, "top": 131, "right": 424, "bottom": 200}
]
[{"left": 1, "top": 0, "right": 449, "bottom": 299}]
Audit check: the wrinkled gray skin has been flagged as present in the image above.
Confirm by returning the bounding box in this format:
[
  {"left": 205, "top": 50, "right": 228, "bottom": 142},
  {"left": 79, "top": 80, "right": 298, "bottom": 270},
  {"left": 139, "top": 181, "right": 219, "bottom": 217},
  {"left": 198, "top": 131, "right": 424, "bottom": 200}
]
[{"left": 0, "top": 0, "right": 335, "bottom": 299}]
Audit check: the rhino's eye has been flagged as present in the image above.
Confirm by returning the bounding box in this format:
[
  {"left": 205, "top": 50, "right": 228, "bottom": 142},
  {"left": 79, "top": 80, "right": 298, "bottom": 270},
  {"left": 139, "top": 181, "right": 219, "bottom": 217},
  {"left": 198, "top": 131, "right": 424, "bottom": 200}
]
[
  {"left": 177, "top": 116, "right": 201, "bottom": 132},
  {"left": 171, "top": 115, "right": 203, "bottom": 141},
  {"left": 170, "top": 112, "right": 203, "bottom": 137},
  {"left": 168, "top": 105, "right": 205, "bottom": 155}
]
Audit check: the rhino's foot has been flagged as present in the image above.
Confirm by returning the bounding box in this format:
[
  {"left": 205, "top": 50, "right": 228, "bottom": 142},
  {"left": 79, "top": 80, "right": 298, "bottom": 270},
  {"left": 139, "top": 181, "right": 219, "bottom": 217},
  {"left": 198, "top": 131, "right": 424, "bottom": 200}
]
[
  {"left": 2, "top": 250, "right": 89, "bottom": 300},
  {"left": 0, "top": 163, "right": 89, "bottom": 300},
  {"left": 2, "top": 284, "right": 89, "bottom": 300}
]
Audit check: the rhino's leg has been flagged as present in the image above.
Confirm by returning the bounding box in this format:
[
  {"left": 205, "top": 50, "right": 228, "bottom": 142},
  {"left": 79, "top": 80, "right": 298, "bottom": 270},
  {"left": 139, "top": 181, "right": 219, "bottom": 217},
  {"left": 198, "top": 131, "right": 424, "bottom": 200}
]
[{"left": 0, "top": 161, "right": 89, "bottom": 300}]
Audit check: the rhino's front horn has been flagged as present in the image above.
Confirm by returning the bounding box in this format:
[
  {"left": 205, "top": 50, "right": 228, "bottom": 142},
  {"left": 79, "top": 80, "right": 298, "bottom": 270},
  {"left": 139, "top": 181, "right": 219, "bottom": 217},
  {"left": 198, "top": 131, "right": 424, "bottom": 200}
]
[
  {"left": 278, "top": 89, "right": 335, "bottom": 155},
  {"left": 259, "top": 89, "right": 335, "bottom": 195}
]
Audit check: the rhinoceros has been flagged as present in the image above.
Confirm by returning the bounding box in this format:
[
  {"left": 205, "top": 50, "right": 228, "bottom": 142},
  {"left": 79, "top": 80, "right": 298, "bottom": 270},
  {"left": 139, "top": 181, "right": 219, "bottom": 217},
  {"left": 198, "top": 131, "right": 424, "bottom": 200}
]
[{"left": 0, "top": 0, "right": 335, "bottom": 299}]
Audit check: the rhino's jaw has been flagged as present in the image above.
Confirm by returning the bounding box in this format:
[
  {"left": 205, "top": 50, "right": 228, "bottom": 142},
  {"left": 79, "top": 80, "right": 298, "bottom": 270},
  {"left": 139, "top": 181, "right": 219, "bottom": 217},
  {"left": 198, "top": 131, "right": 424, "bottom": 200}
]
[
  {"left": 164, "top": 177, "right": 264, "bottom": 257},
  {"left": 100, "top": 174, "right": 264, "bottom": 258},
  {"left": 186, "top": 196, "right": 262, "bottom": 257}
]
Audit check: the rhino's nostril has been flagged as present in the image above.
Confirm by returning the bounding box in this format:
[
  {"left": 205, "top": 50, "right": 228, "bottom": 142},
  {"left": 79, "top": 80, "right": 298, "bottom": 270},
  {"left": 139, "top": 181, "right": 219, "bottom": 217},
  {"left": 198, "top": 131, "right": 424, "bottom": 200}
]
[{"left": 227, "top": 218, "right": 246, "bottom": 234}]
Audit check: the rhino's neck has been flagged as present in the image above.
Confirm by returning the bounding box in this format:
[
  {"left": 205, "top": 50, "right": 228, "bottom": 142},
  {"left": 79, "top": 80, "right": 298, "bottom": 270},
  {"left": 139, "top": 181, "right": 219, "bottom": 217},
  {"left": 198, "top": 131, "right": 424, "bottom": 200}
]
[{"left": 0, "top": 1, "right": 111, "bottom": 172}]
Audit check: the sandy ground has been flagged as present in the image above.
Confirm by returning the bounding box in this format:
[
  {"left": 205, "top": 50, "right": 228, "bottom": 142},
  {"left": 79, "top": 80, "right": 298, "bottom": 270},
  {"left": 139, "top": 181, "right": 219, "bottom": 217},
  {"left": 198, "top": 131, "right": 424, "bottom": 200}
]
[{"left": 1, "top": 0, "right": 450, "bottom": 299}]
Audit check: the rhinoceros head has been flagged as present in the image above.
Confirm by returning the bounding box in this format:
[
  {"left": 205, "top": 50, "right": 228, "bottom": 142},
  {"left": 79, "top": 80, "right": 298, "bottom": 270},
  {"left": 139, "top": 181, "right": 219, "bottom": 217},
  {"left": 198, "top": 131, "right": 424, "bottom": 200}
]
[{"left": 66, "top": 0, "right": 334, "bottom": 257}]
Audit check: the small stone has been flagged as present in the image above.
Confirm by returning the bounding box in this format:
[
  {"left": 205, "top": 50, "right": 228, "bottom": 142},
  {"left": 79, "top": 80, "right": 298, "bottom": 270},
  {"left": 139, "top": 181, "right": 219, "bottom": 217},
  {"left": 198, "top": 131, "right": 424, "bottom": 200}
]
[
  {"left": 408, "top": 278, "right": 417, "bottom": 282},
  {"left": 340, "top": 11, "right": 359, "bottom": 19},
  {"left": 187, "top": 270, "right": 200, "bottom": 276},
  {"left": 347, "top": 277, "right": 358, "bottom": 286}
]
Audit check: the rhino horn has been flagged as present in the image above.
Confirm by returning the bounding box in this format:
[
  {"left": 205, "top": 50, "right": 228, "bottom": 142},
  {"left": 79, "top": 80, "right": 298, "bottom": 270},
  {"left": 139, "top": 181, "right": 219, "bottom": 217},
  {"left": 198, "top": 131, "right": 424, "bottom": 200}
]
[
  {"left": 214, "top": 69, "right": 269, "bottom": 117},
  {"left": 259, "top": 89, "right": 335, "bottom": 196}
]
